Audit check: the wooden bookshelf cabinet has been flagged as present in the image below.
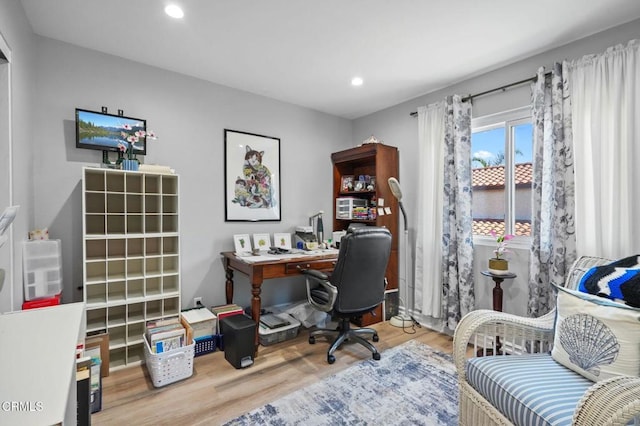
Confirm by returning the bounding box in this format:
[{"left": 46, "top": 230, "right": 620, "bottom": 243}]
[
  {"left": 331, "top": 143, "right": 399, "bottom": 326},
  {"left": 82, "top": 167, "right": 180, "bottom": 371}
]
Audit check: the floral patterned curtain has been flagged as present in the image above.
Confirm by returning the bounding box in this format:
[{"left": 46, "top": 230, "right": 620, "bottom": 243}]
[
  {"left": 442, "top": 95, "right": 474, "bottom": 330},
  {"left": 528, "top": 64, "right": 577, "bottom": 317}
]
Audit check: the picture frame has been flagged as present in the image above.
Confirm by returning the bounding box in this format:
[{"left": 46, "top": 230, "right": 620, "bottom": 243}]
[
  {"left": 341, "top": 175, "right": 354, "bottom": 192},
  {"left": 253, "top": 233, "right": 272, "bottom": 251},
  {"left": 233, "top": 234, "right": 252, "bottom": 254},
  {"left": 273, "top": 233, "right": 292, "bottom": 250},
  {"left": 224, "top": 129, "right": 281, "bottom": 222}
]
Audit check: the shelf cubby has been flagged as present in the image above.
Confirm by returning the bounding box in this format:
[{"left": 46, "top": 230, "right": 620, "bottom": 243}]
[
  {"left": 127, "top": 343, "right": 144, "bottom": 364},
  {"left": 106, "top": 215, "right": 126, "bottom": 234},
  {"left": 126, "top": 194, "right": 143, "bottom": 213},
  {"left": 146, "top": 237, "right": 161, "bottom": 256},
  {"left": 86, "top": 239, "right": 106, "bottom": 261},
  {"left": 85, "top": 215, "right": 106, "bottom": 235},
  {"left": 85, "top": 170, "right": 105, "bottom": 192},
  {"left": 163, "top": 297, "right": 180, "bottom": 316},
  {"left": 162, "top": 255, "right": 179, "bottom": 274},
  {"left": 108, "top": 306, "right": 126, "bottom": 328},
  {"left": 106, "top": 193, "right": 125, "bottom": 213},
  {"left": 162, "top": 176, "right": 178, "bottom": 194},
  {"left": 146, "top": 277, "right": 162, "bottom": 296},
  {"left": 86, "top": 283, "right": 107, "bottom": 305},
  {"left": 145, "top": 194, "right": 160, "bottom": 214},
  {"left": 86, "top": 308, "right": 107, "bottom": 331},
  {"left": 145, "top": 215, "right": 161, "bottom": 233},
  {"left": 107, "top": 260, "right": 126, "bottom": 281},
  {"left": 126, "top": 173, "right": 143, "bottom": 193},
  {"left": 163, "top": 236, "right": 178, "bottom": 255},
  {"left": 162, "top": 195, "right": 178, "bottom": 214},
  {"left": 109, "top": 348, "right": 127, "bottom": 369},
  {"left": 146, "top": 299, "right": 162, "bottom": 319},
  {"left": 108, "top": 239, "right": 126, "bottom": 258},
  {"left": 145, "top": 175, "right": 160, "bottom": 194},
  {"left": 163, "top": 275, "right": 179, "bottom": 294},
  {"left": 162, "top": 215, "right": 178, "bottom": 233},
  {"left": 106, "top": 173, "right": 125, "bottom": 193},
  {"left": 85, "top": 192, "right": 106, "bottom": 214},
  {"left": 127, "top": 302, "right": 145, "bottom": 322},
  {"left": 145, "top": 257, "right": 161, "bottom": 276},
  {"left": 127, "top": 238, "right": 144, "bottom": 257},
  {"left": 126, "top": 322, "right": 145, "bottom": 343},
  {"left": 107, "top": 281, "right": 126, "bottom": 303},
  {"left": 126, "top": 214, "right": 144, "bottom": 234},
  {"left": 86, "top": 261, "right": 107, "bottom": 282},
  {"left": 127, "top": 280, "right": 144, "bottom": 300}
]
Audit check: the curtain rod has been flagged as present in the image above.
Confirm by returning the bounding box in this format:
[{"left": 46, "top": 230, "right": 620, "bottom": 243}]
[{"left": 408, "top": 72, "right": 550, "bottom": 117}]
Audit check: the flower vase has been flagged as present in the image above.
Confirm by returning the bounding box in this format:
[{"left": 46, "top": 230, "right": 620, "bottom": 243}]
[
  {"left": 121, "top": 159, "right": 139, "bottom": 171},
  {"left": 488, "top": 258, "right": 509, "bottom": 275}
]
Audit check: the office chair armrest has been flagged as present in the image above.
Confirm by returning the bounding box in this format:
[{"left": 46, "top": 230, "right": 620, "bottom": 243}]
[
  {"left": 300, "top": 269, "right": 329, "bottom": 281},
  {"left": 301, "top": 269, "right": 337, "bottom": 313}
]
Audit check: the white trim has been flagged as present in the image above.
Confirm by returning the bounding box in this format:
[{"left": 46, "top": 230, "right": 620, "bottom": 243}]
[{"left": 0, "top": 30, "right": 13, "bottom": 311}]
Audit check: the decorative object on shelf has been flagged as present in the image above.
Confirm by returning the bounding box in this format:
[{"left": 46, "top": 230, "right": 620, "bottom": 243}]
[
  {"left": 224, "top": 129, "right": 281, "bottom": 222},
  {"left": 121, "top": 159, "right": 139, "bottom": 171},
  {"left": 488, "top": 230, "right": 514, "bottom": 275},
  {"left": 361, "top": 135, "right": 383, "bottom": 145},
  {"left": 341, "top": 175, "right": 354, "bottom": 192}
]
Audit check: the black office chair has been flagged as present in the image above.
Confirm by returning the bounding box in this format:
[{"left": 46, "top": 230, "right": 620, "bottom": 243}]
[{"left": 301, "top": 226, "right": 392, "bottom": 364}]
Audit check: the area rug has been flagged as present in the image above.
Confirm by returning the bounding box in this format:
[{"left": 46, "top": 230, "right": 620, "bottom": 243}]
[{"left": 223, "top": 340, "right": 458, "bottom": 425}]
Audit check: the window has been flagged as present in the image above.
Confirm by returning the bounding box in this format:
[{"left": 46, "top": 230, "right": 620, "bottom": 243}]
[{"left": 471, "top": 107, "right": 533, "bottom": 238}]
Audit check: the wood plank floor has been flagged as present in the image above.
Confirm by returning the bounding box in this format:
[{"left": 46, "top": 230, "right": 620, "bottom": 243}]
[{"left": 93, "top": 322, "right": 454, "bottom": 425}]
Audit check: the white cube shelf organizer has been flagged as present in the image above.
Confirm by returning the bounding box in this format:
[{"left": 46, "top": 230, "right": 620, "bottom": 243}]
[{"left": 82, "top": 167, "right": 180, "bottom": 371}]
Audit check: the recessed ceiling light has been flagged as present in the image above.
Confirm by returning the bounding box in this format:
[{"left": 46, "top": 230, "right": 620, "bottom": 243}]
[
  {"left": 351, "top": 77, "right": 363, "bottom": 86},
  {"left": 165, "top": 4, "right": 184, "bottom": 19}
]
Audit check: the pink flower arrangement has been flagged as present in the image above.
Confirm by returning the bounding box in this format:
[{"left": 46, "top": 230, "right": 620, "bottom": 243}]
[
  {"left": 490, "top": 230, "right": 514, "bottom": 260},
  {"left": 117, "top": 125, "right": 157, "bottom": 160}
]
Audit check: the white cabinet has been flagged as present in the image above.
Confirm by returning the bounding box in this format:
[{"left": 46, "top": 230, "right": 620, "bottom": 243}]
[{"left": 82, "top": 167, "right": 180, "bottom": 371}]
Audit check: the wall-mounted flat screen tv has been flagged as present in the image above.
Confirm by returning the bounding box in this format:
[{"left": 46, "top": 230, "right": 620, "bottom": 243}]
[{"left": 76, "top": 108, "right": 147, "bottom": 155}]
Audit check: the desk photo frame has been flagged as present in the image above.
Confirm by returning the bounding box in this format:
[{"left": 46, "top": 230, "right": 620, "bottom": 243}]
[{"left": 224, "top": 129, "right": 281, "bottom": 222}]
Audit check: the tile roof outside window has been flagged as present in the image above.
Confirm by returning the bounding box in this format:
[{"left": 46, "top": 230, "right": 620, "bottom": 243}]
[{"left": 472, "top": 163, "right": 533, "bottom": 188}]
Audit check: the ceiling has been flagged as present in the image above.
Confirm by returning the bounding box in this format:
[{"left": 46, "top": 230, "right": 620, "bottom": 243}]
[{"left": 20, "top": 0, "right": 640, "bottom": 119}]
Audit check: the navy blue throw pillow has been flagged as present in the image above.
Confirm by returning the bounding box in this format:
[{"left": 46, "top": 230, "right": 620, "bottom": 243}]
[{"left": 578, "top": 255, "right": 640, "bottom": 308}]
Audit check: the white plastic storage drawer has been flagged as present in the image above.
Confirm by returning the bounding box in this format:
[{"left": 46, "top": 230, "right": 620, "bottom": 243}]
[
  {"left": 336, "top": 198, "right": 368, "bottom": 219},
  {"left": 23, "top": 240, "right": 62, "bottom": 300}
]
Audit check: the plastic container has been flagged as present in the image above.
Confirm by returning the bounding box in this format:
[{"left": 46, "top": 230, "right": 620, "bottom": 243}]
[
  {"left": 22, "top": 240, "right": 62, "bottom": 300},
  {"left": 143, "top": 335, "right": 195, "bottom": 387},
  {"left": 335, "top": 197, "right": 368, "bottom": 219},
  {"left": 194, "top": 335, "right": 219, "bottom": 357},
  {"left": 258, "top": 313, "right": 301, "bottom": 346}
]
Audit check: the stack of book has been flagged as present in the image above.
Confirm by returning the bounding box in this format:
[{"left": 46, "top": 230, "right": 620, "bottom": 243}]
[
  {"left": 145, "top": 316, "right": 187, "bottom": 354},
  {"left": 211, "top": 304, "right": 243, "bottom": 333}
]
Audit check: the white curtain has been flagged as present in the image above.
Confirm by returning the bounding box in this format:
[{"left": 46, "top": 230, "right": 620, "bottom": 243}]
[
  {"left": 415, "top": 102, "right": 445, "bottom": 318},
  {"left": 569, "top": 40, "right": 640, "bottom": 259}
]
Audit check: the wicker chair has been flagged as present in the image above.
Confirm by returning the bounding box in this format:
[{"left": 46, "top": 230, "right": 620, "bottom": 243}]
[{"left": 453, "top": 256, "right": 640, "bottom": 425}]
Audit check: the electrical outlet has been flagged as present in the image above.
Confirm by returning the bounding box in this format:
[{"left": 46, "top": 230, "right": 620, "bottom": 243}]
[{"left": 193, "top": 297, "right": 203, "bottom": 307}]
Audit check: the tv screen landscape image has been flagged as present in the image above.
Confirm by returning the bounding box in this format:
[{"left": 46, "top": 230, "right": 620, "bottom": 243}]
[{"left": 76, "top": 108, "right": 147, "bottom": 155}]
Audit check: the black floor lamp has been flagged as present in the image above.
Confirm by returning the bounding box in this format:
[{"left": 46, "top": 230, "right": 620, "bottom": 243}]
[{"left": 387, "top": 178, "right": 415, "bottom": 328}]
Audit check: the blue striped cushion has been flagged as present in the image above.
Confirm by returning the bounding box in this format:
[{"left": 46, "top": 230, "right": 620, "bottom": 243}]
[{"left": 466, "top": 354, "right": 593, "bottom": 426}]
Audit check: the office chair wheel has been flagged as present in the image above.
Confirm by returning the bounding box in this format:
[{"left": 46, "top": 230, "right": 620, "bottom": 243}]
[
  {"left": 373, "top": 352, "right": 381, "bottom": 361},
  {"left": 372, "top": 333, "right": 379, "bottom": 342},
  {"left": 327, "top": 354, "right": 336, "bottom": 364},
  {"left": 309, "top": 336, "right": 316, "bottom": 344}
]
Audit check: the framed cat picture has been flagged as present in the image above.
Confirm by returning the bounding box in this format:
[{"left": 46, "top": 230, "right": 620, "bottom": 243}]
[{"left": 224, "top": 129, "right": 281, "bottom": 221}]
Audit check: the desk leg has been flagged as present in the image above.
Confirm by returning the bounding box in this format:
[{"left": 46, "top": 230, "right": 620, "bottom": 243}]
[
  {"left": 251, "top": 282, "right": 262, "bottom": 355},
  {"left": 225, "top": 268, "right": 234, "bottom": 304}
]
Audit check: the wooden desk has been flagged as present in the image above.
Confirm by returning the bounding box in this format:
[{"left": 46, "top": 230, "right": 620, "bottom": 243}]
[{"left": 220, "top": 250, "right": 339, "bottom": 354}]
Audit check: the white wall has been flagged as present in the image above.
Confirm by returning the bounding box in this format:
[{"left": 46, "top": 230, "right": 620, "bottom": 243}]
[
  {"left": 30, "top": 37, "right": 352, "bottom": 311},
  {"left": 0, "top": 0, "right": 36, "bottom": 312},
  {"left": 353, "top": 19, "right": 640, "bottom": 324}
]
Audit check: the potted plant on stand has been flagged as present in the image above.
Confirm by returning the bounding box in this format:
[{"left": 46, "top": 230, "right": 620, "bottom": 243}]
[{"left": 488, "top": 230, "right": 514, "bottom": 275}]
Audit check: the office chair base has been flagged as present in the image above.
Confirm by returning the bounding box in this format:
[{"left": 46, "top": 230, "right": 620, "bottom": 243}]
[{"left": 309, "top": 318, "right": 380, "bottom": 364}]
